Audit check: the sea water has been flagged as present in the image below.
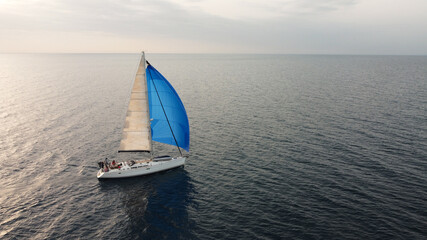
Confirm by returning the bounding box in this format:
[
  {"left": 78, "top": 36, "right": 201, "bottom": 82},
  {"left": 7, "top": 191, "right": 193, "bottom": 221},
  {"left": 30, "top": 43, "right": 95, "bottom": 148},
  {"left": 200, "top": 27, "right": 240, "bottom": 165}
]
[{"left": 0, "top": 54, "right": 426, "bottom": 239}]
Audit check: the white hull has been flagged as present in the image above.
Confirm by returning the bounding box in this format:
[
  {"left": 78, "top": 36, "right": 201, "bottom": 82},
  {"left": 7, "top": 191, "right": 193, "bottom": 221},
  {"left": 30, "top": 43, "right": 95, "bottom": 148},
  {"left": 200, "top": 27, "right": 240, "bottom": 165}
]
[{"left": 97, "top": 156, "right": 185, "bottom": 179}]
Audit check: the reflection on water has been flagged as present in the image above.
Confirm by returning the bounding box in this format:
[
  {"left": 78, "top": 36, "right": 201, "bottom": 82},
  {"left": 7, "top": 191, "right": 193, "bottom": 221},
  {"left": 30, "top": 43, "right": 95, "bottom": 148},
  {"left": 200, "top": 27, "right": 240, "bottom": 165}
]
[{"left": 98, "top": 167, "right": 196, "bottom": 239}]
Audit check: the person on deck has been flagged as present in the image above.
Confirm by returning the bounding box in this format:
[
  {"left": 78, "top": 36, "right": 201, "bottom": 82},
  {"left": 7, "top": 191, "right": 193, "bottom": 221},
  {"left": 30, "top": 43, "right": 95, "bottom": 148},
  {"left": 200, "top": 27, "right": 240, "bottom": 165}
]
[{"left": 104, "top": 158, "right": 109, "bottom": 171}]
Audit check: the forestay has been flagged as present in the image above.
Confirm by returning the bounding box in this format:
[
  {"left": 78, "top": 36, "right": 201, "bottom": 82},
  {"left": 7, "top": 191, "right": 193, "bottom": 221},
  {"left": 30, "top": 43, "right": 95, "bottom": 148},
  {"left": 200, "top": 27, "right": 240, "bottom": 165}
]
[{"left": 118, "top": 53, "right": 152, "bottom": 152}]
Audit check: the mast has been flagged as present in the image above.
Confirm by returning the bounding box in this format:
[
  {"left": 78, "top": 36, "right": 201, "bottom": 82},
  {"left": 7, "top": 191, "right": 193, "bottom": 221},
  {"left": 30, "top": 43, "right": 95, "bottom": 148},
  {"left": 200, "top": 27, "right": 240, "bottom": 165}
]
[{"left": 142, "top": 52, "right": 154, "bottom": 158}]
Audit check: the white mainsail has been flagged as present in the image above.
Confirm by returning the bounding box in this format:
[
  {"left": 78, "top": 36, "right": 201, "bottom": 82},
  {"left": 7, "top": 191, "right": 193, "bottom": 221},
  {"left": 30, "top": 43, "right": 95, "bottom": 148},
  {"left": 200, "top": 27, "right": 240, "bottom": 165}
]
[{"left": 118, "top": 53, "right": 152, "bottom": 152}]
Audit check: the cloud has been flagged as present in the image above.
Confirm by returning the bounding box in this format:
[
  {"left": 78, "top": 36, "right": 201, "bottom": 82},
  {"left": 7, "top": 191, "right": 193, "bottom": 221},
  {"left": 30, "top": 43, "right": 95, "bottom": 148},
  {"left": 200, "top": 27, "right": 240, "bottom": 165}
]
[
  {"left": 0, "top": 0, "right": 164, "bottom": 32},
  {"left": 167, "top": 0, "right": 358, "bottom": 20},
  {"left": 0, "top": 0, "right": 426, "bottom": 54}
]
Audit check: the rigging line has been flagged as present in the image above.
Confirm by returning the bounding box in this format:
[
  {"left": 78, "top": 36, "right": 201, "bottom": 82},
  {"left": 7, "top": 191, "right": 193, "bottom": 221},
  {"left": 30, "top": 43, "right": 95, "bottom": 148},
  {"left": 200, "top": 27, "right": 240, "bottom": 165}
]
[{"left": 146, "top": 63, "right": 183, "bottom": 156}]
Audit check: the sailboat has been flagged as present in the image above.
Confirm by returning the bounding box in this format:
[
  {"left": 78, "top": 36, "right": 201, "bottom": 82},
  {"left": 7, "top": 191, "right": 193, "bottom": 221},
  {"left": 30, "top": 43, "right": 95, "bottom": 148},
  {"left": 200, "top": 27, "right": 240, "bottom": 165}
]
[{"left": 97, "top": 52, "right": 190, "bottom": 179}]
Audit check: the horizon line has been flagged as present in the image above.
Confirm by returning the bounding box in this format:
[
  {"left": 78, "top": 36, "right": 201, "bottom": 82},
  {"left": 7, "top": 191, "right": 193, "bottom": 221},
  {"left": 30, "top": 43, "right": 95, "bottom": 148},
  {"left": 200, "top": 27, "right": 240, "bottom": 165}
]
[{"left": 1, "top": 52, "right": 426, "bottom": 56}]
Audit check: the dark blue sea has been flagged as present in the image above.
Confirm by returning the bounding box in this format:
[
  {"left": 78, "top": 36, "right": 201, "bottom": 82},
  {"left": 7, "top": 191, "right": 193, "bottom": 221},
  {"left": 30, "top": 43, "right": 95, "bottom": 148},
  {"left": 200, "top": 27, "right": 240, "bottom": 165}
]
[{"left": 0, "top": 54, "right": 426, "bottom": 239}]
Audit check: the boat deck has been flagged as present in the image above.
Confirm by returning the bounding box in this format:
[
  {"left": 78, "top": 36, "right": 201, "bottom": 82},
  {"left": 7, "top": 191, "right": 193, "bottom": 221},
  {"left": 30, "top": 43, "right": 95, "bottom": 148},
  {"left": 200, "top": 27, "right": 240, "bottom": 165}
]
[{"left": 97, "top": 156, "right": 185, "bottom": 179}]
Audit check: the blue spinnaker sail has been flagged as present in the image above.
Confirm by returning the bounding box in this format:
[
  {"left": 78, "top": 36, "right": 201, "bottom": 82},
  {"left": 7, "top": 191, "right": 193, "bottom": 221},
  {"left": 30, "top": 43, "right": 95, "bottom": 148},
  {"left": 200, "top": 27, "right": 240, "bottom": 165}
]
[{"left": 146, "top": 64, "right": 190, "bottom": 152}]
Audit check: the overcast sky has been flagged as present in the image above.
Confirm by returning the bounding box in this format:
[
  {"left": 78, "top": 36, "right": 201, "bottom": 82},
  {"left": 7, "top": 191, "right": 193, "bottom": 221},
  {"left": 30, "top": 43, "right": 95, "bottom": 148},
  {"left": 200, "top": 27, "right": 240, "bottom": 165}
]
[{"left": 1, "top": 0, "right": 426, "bottom": 54}]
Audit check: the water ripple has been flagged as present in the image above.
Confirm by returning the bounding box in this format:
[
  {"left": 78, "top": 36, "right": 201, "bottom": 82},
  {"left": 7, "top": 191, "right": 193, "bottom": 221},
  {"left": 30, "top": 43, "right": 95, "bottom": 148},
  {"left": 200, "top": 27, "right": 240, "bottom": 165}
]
[{"left": 0, "top": 54, "right": 426, "bottom": 239}]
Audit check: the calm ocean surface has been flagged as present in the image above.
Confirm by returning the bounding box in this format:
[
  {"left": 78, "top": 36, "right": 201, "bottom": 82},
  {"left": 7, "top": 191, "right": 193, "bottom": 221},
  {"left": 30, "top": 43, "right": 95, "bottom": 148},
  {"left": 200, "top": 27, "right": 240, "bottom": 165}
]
[{"left": 0, "top": 54, "right": 426, "bottom": 239}]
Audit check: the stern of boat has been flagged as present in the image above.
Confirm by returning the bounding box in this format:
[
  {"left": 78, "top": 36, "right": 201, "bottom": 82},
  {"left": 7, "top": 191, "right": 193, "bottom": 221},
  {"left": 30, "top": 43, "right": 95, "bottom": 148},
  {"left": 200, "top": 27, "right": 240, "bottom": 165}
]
[{"left": 97, "top": 169, "right": 105, "bottom": 179}]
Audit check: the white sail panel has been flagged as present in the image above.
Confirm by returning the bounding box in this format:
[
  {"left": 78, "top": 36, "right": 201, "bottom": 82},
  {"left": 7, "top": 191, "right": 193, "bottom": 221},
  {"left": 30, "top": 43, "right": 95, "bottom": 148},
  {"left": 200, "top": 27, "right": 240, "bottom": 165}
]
[{"left": 118, "top": 54, "right": 152, "bottom": 152}]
